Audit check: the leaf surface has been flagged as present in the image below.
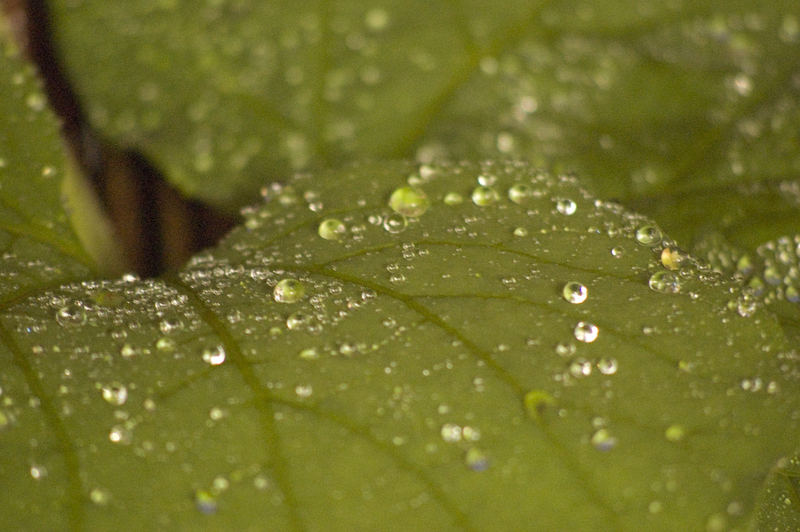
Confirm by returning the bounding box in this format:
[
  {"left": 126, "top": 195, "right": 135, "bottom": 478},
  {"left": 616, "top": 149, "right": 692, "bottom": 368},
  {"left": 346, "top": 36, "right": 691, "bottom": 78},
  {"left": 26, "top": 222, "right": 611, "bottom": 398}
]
[{"left": 1, "top": 160, "right": 797, "bottom": 530}]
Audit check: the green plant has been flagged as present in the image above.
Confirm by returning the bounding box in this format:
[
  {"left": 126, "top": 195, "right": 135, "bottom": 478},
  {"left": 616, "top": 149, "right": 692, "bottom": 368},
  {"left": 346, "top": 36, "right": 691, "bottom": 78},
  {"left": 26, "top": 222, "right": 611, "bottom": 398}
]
[{"left": 1, "top": 2, "right": 799, "bottom": 530}]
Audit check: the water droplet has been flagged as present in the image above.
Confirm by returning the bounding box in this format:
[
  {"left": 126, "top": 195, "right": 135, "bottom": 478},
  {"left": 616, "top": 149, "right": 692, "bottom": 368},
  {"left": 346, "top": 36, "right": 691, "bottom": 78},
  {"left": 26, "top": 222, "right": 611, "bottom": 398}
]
[
  {"left": 101, "top": 383, "right": 128, "bottom": 405},
  {"left": 554, "top": 342, "right": 576, "bottom": 357},
  {"left": 382, "top": 212, "right": 408, "bottom": 234},
  {"left": 440, "top": 423, "right": 462, "bottom": 443},
  {"left": 555, "top": 198, "right": 577, "bottom": 215},
  {"left": 464, "top": 447, "right": 489, "bottom": 471},
  {"left": 388, "top": 186, "right": 430, "bottom": 217},
  {"left": 55, "top": 304, "right": 86, "bottom": 327},
  {"left": 273, "top": 278, "right": 306, "bottom": 303},
  {"left": 562, "top": 281, "right": 588, "bottom": 304},
  {"left": 294, "top": 384, "right": 313, "bottom": 398},
  {"left": 443, "top": 192, "right": 463, "bottom": 205},
  {"left": 635, "top": 225, "right": 662, "bottom": 246},
  {"left": 573, "top": 322, "right": 599, "bottom": 343},
  {"left": 569, "top": 358, "right": 592, "bottom": 378},
  {"left": 665, "top": 424, "right": 686, "bottom": 442},
  {"left": 610, "top": 246, "right": 625, "bottom": 258},
  {"left": 155, "top": 337, "right": 176, "bottom": 352},
  {"left": 120, "top": 343, "right": 138, "bottom": 358},
  {"left": 524, "top": 390, "right": 555, "bottom": 420},
  {"left": 649, "top": 271, "right": 681, "bottom": 294},
  {"left": 590, "top": 428, "right": 617, "bottom": 451},
  {"left": 298, "top": 347, "right": 319, "bottom": 360},
  {"left": 471, "top": 186, "right": 500, "bottom": 206},
  {"left": 597, "top": 357, "right": 618, "bottom": 375},
  {"left": 660, "top": 247, "right": 689, "bottom": 270},
  {"left": 513, "top": 227, "right": 528, "bottom": 237},
  {"left": 286, "top": 311, "right": 313, "bottom": 330},
  {"left": 89, "top": 487, "right": 111, "bottom": 506},
  {"left": 508, "top": 183, "right": 534, "bottom": 204},
  {"left": 29, "top": 464, "right": 47, "bottom": 480},
  {"left": 202, "top": 345, "right": 226, "bottom": 366},
  {"left": 159, "top": 317, "right": 184, "bottom": 334},
  {"left": 318, "top": 218, "right": 346, "bottom": 240},
  {"left": 194, "top": 489, "right": 218, "bottom": 514},
  {"left": 109, "top": 425, "right": 132, "bottom": 444}
]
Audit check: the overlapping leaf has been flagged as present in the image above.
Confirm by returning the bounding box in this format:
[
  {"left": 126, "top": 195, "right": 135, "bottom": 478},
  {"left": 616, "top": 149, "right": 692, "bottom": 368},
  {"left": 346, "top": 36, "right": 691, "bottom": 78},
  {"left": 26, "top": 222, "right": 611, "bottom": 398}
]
[{"left": 50, "top": 0, "right": 800, "bottom": 251}]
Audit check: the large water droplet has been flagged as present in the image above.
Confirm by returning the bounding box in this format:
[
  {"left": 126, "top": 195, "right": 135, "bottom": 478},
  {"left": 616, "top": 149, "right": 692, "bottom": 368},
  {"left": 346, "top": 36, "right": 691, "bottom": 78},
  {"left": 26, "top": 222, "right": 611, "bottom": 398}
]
[
  {"left": 649, "top": 271, "right": 681, "bottom": 294},
  {"left": 318, "top": 218, "right": 346, "bottom": 240},
  {"left": 388, "top": 186, "right": 430, "bottom": 217},
  {"left": 273, "top": 278, "right": 306, "bottom": 303},
  {"left": 471, "top": 186, "right": 500, "bottom": 206},
  {"left": 562, "top": 281, "right": 588, "bottom": 304},
  {"left": 635, "top": 225, "right": 662, "bottom": 246},
  {"left": 573, "top": 321, "right": 599, "bottom": 343},
  {"left": 202, "top": 345, "right": 226, "bottom": 366}
]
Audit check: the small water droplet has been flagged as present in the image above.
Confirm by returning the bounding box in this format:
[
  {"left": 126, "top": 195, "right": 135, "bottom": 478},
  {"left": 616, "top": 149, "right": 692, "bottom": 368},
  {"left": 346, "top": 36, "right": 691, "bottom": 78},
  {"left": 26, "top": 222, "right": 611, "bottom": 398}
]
[
  {"left": 590, "top": 428, "right": 617, "bottom": 451},
  {"left": 273, "top": 278, "right": 306, "bottom": 303},
  {"left": 382, "top": 212, "right": 408, "bottom": 234},
  {"left": 194, "top": 489, "right": 218, "bottom": 514},
  {"left": 464, "top": 447, "right": 489, "bottom": 471},
  {"left": 388, "top": 186, "right": 430, "bottom": 217},
  {"left": 597, "top": 357, "right": 618, "bottom": 375},
  {"left": 286, "top": 311, "right": 314, "bottom": 331},
  {"left": 318, "top": 218, "right": 346, "bottom": 240},
  {"left": 202, "top": 345, "right": 226, "bottom": 366},
  {"left": 635, "top": 225, "right": 662, "bottom": 246},
  {"left": 101, "top": 382, "right": 128, "bottom": 405},
  {"left": 573, "top": 322, "right": 599, "bottom": 343},
  {"left": 294, "top": 384, "right": 313, "bottom": 398},
  {"left": 471, "top": 186, "right": 500, "bottom": 206},
  {"left": 555, "top": 198, "right": 577, "bottom": 215},
  {"left": 610, "top": 246, "right": 625, "bottom": 258},
  {"left": 159, "top": 317, "right": 184, "bottom": 334},
  {"left": 55, "top": 304, "right": 86, "bottom": 327},
  {"left": 513, "top": 227, "right": 528, "bottom": 237},
  {"left": 554, "top": 342, "right": 576, "bottom": 357},
  {"left": 524, "top": 390, "right": 555, "bottom": 420},
  {"left": 508, "top": 183, "right": 534, "bottom": 204},
  {"left": 299, "top": 347, "right": 319, "bottom": 360},
  {"left": 29, "top": 464, "right": 47, "bottom": 480},
  {"left": 664, "top": 424, "right": 685, "bottom": 442},
  {"left": 89, "top": 487, "right": 111, "bottom": 506},
  {"left": 660, "top": 247, "right": 689, "bottom": 270},
  {"left": 108, "top": 425, "right": 132, "bottom": 444},
  {"left": 155, "top": 337, "right": 176, "bottom": 352},
  {"left": 562, "top": 281, "right": 588, "bottom": 304},
  {"left": 648, "top": 271, "right": 681, "bottom": 294},
  {"left": 569, "top": 358, "right": 592, "bottom": 378},
  {"left": 443, "top": 192, "right": 463, "bottom": 205},
  {"left": 440, "top": 423, "right": 462, "bottom": 443}
]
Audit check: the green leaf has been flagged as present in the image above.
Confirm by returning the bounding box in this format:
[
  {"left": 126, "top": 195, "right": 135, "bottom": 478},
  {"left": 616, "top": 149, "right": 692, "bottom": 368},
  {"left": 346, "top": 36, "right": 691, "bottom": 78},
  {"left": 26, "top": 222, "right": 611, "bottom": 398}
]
[
  {"left": 50, "top": 1, "right": 800, "bottom": 248},
  {"left": 2, "top": 161, "right": 797, "bottom": 530},
  {"left": 0, "top": 41, "right": 98, "bottom": 299}
]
